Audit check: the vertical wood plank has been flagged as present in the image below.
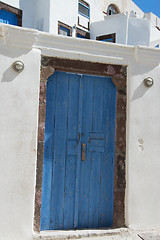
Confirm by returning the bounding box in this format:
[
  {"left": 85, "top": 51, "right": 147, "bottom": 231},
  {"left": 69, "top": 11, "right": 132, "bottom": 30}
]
[
  {"left": 78, "top": 75, "right": 93, "bottom": 228},
  {"left": 88, "top": 76, "right": 104, "bottom": 228},
  {"left": 74, "top": 75, "right": 83, "bottom": 228},
  {"left": 64, "top": 155, "right": 77, "bottom": 229},
  {"left": 67, "top": 74, "right": 79, "bottom": 140},
  {"left": 64, "top": 74, "right": 80, "bottom": 229},
  {"left": 88, "top": 152, "right": 101, "bottom": 228},
  {"left": 50, "top": 72, "right": 69, "bottom": 229},
  {"left": 40, "top": 73, "right": 57, "bottom": 230},
  {"left": 99, "top": 77, "right": 116, "bottom": 227},
  {"left": 92, "top": 76, "right": 103, "bottom": 132}
]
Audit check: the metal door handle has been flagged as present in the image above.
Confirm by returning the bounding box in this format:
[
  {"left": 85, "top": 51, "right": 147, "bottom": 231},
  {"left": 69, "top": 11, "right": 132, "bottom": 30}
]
[{"left": 82, "top": 143, "right": 86, "bottom": 161}]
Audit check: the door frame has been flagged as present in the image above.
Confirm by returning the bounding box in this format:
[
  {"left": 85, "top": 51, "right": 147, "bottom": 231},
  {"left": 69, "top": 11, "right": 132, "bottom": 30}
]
[{"left": 34, "top": 56, "right": 127, "bottom": 232}]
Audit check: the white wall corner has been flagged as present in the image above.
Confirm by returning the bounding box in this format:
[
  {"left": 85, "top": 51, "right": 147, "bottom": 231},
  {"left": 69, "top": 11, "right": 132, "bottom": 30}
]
[
  {"left": 0, "top": 24, "right": 38, "bottom": 49},
  {"left": 134, "top": 46, "right": 160, "bottom": 65}
]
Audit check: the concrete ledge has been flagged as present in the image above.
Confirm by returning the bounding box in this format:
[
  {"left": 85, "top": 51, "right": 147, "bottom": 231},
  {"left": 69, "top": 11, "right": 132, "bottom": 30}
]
[
  {"left": 0, "top": 24, "right": 160, "bottom": 66},
  {"left": 33, "top": 228, "right": 160, "bottom": 240},
  {"left": 33, "top": 228, "right": 132, "bottom": 240}
]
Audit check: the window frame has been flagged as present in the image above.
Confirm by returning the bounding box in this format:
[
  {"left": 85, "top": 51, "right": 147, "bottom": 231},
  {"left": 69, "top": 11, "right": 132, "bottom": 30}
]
[
  {"left": 96, "top": 33, "right": 116, "bottom": 43},
  {"left": 77, "top": 16, "right": 90, "bottom": 30},
  {"left": 58, "top": 21, "right": 72, "bottom": 37},
  {"left": 76, "top": 28, "right": 90, "bottom": 39},
  {"left": 78, "top": 0, "right": 90, "bottom": 19},
  {"left": 0, "top": 2, "right": 22, "bottom": 26},
  {"left": 107, "top": 4, "right": 120, "bottom": 16}
]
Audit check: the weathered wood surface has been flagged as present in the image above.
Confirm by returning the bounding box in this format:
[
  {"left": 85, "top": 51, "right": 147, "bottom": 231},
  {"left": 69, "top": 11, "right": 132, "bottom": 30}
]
[{"left": 41, "top": 71, "right": 116, "bottom": 230}]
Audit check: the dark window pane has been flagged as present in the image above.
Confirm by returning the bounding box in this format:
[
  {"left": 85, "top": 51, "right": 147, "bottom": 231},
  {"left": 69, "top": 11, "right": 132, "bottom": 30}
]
[{"left": 78, "top": 3, "right": 89, "bottom": 17}]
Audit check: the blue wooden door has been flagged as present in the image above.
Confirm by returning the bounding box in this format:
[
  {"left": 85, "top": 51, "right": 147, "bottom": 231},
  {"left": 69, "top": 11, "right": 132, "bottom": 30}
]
[
  {"left": 41, "top": 71, "right": 116, "bottom": 230},
  {"left": 0, "top": 9, "right": 18, "bottom": 25}
]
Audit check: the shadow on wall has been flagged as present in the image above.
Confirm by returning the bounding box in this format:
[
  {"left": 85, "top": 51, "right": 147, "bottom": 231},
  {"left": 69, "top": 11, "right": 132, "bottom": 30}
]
[
  {"left": 0, "top": 43, "right": 31, "bottom": 58},
  {"left": 1, "top": 65, "right": 20, "bottom": 83},
  {"left": 131, "top": 81, "right": 149, "bottom": 102},
  {"left": 19, "top": 0, "right": 50, "bottom": 32},
  {"left": 19, "top": 0, "right": 36, "bottom": 29}
]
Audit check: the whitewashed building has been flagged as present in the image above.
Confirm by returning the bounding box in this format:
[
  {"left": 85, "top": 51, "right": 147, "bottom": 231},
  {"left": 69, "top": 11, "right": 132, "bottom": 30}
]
[
  {"left": 0, "top": 1, "right": 160, "bottom": 240},
  {"left": 0, "top": 0, "right": 160, "bottom": 46}
]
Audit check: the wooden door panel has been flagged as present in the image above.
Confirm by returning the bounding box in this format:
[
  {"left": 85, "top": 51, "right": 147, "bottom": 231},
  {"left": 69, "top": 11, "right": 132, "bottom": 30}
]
[
  {"left": 41, "top": 71, "right": 116, "bottom": 230},
  {"left": 64, "top": 74, "right": 80, "bottom": 229},
  {"left": 78, "top": 75, "right": 116, "bottom": 229},
  {"left": 40, "top": 75, "right": 57, "bottom": 230},
  {"left": 63, "top": 154, "right": 77, "bottom": 229},
  {"left": 77, "top": 75, "right": 93, "bottom": 228},
  {"left": 91, "top": 76, "right": 104, "bottom": 132},
  {"left": 88, "top": 151, "right": 101, "bottom": 228},
  {"left": 49, "top": 72, "right": 69, "bottom": 230},
  {"left": 99, "top": 78, "right": 116, "bottom": 227}
]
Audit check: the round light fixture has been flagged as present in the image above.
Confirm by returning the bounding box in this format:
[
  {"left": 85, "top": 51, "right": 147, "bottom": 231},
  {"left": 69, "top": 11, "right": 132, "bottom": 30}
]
[
  {"left": 12, "top": 61, "right": 24, "bottom": 72},
  {"left": 143, "top": 77, "right": 154, "bottom": 88}
]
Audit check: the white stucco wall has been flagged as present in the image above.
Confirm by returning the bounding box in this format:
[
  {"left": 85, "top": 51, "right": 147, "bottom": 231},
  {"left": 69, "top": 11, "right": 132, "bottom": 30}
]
[
  {"left": 0, "top": 25, "right": 40, "bottom": 240},
  {"left": 48, "top": 0, "right": 105, "bottom": 35},
  {"left": 1, "top": 0, "right": 50, "bottom": 31},
  {"left": 127, "top": 17, "right": 150, "bottom": 46},
  {"left": 91, "top": 14, "right": 150, "bottom": 46},
  {"left": 1, "top": 0, "right": 159, "bottom": 48},
  {"left": 0, "top": 0, "right": 36, "bottom": 29},
  {"left": 89, "top": 0, "right": 104, "bottom": 23},
  {"left": 150, "top": 27, "right": 160, "bottom": 47},
  {"left": 0, "top": 0, "right": 19, "bottom": 8},
  {"left": 144, "top": 13, "right": 160, "bottom": 47},
  {"left": 34, "top": 0, "right": 50, "bottom": 32},
  {"left": 19, "top": 0, "right": 36, "bottom": 29},
  {"left": 90, "top": 13, "right": 128, "bottom": 43},
  {"left": 0, "top": 24, "right": 160, "bottom": 240},
  {"left": 129, "top": 1, "right": 144, "bottom": 18},
  {"left": 47, "top": 0, "right": 145, "bottom": 35},
  {"left": 126, "top": 54, "right": 160, "bottom": 229},
  {"left": 49, "top": 0, "right": 77, "bottom": 35}
]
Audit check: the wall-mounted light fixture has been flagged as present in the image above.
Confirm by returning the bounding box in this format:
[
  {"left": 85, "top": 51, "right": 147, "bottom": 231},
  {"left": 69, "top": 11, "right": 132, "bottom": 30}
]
[
  {"left": 12, "top": 61, "right": 24, "bottom": 72},
  {"left": 143, "top": 77, "right": 154, "bottom": 88}
]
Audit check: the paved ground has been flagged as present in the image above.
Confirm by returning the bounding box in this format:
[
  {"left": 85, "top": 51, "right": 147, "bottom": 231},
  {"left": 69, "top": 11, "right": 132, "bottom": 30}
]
[
  {"left": 34, "top": 228, "right": 160, "bottom": 240},
  {"left": 71, "top": 234, "right": 160, "bottom": 240},
  {"left": 138, "top": 233, "right": 160, "bottom": 240}
]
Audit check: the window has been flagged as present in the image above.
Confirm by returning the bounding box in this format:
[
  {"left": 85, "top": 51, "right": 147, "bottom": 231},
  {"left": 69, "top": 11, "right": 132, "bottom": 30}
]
[
  {"left": 77, "top": 33, "right": 86, "bottom": 38},
  {"left": 58, "top": 21, "right": 72, "bottom": 36},
  {"left": 0, "top": 2, "right": 22, "bottom": 26},
  {"left": 0, "top": 9, "right": 17, "bottom": 25},
  {"left": 76, "top": 28, "right": 90, "bottom": 39},
  {"left": 107, "top": 4, "right": 119, "bottom": 16},
  {"left": 59, "top": 26, "right": 70, "bottom": 36},
  {"left": 78, "top": 0, "right": 90, "bottom": 19},
  {"left": 96, "top": 33, "right": 116, "bottom": 43}
]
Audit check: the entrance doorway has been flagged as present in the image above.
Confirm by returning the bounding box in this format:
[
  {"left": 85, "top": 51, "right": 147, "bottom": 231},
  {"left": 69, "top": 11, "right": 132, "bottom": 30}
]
[{"left": 40, "top": 71, "right": 116, "bottom": 230}]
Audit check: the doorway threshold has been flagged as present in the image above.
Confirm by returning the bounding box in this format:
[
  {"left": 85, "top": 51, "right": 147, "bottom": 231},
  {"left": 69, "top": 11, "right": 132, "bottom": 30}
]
[{"left": 34, "top": 228, "right": 129, "bottom": 240}]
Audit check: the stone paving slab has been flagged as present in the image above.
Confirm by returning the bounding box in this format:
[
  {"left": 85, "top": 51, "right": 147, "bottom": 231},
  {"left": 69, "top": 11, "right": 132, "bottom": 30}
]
[
  {"left": 138, "top": 233, "right": 160, "bottom": 240},
  {"left": 34, "top": 228, "right": 139, "bottom": 240},
  {"left": 34, "top": 228, "right": 160, "bottom": 240}
]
